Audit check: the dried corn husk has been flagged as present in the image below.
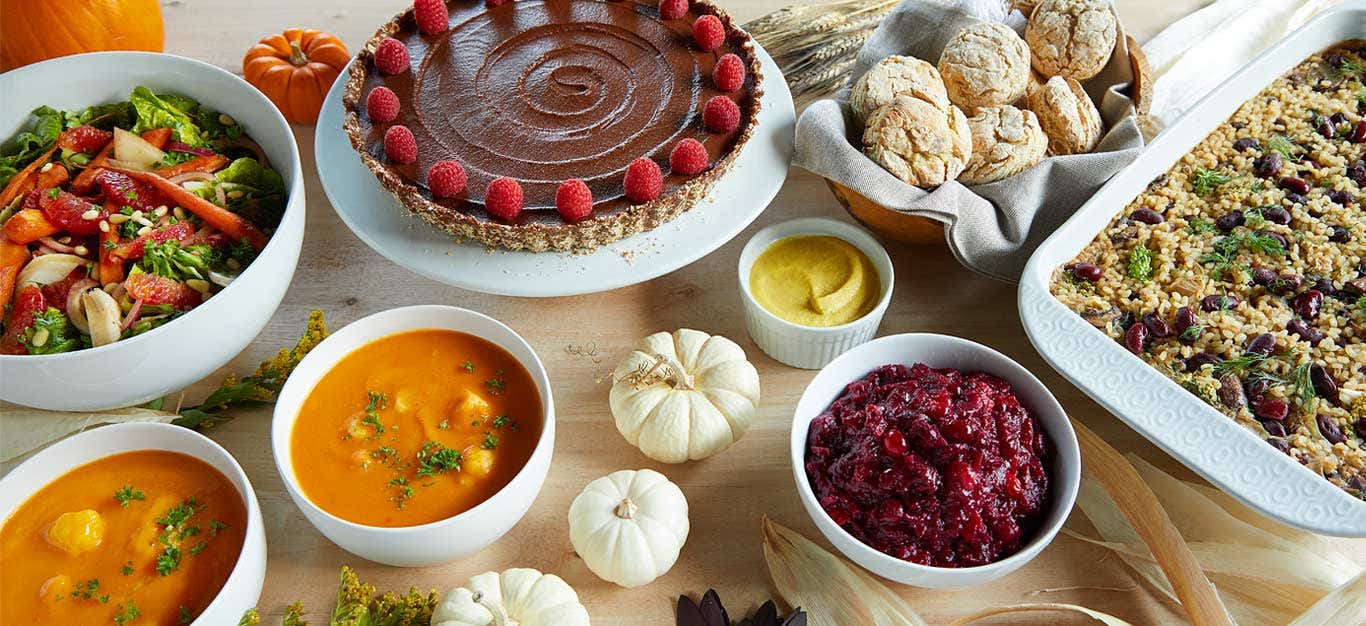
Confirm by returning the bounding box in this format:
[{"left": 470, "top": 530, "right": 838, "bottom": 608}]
[
  {"left": 947, "top": 603, "right": 1133, "bottom": 625},
  {"left": 761, "top": 516, "right": 928, "bottom": 626},
  {"left": 1070, "top": 441, "right": 1364, "bottom": 625},
  {"left": 1287, "top": 571, "right": 1366, "bottom": 626},
  {"left": 1071, "top": 419, "right": 1233, "bottom": 626}
]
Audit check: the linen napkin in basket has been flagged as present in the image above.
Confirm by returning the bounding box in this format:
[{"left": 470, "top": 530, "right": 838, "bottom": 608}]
[{"left": 794, "top": 0, "right": 1145, "bottom": 282}]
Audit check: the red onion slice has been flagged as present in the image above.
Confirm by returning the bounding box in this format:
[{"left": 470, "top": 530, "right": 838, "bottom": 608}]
[
  {"left": 37, "top": 237, "right": 76, "bottom": 254},
  {"left": 169, "top": 171, "right": 216, "bottom": 185},
  {"left": 120, "top": 298, "right": 144, "bottom": 332},
  {"left": 165, "top": 141, "right": 216, "bottom": 157}
]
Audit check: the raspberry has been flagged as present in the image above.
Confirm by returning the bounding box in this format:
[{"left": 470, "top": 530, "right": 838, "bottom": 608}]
[
  {"left": 702, "top": 95, "right": 740, "bottom": 133},
  {"left": 555, "top": 179, "right": 593, "bottom": 222},
  {"left": 427, "top": 160, "right": 467, "bottom": 198},
  {"left": 374, "top": 37, "right": 410, "bottom": 75},
  {"left": 414, "top": 0, "right": 449, "bottom": 35},
  {"left": 692, "top": 15, "right": 724, "bottom": 52},
  {"left": 623, "top": 157, "right": 663, "bottom": 203},
  {"left": 712, "top": 53, "right": 745, "bottom": 92},
  {"left": 669, "top": 138, "right": 708, "bottom": 175},
  {"left": 485, "top": 177, "right": 523, "bottom": 221},
  {"left": 658, "top": 0, "right": 688, "bottom": 20},
  {"left": 365, "top": 86, "right": 400, "bottom": 123},
  {"left": 383, "top": 125, "right": 418, "bottom": 164}
]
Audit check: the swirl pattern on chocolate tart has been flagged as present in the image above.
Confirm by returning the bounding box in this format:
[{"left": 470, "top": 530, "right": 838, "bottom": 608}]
[{"left": 343, "top": 0, "right": 763, "bottom": 252}]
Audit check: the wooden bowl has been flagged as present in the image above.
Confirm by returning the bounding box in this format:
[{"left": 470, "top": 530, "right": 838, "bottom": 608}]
[{"left": 825, "top": 34, "right": 1152, "bottom": 247}]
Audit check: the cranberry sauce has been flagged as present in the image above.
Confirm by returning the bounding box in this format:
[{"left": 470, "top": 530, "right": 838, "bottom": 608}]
[{"left": 804, "top": 363, "right": 1053, "bottom": 567}]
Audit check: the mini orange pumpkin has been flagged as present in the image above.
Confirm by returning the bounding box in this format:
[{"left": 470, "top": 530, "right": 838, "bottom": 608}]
[
  {"left": 244, "top": 29, "right": 350, "bottom": 125},
  {"left": 0, "top": 0, "right": 165, "bottom": 71}
]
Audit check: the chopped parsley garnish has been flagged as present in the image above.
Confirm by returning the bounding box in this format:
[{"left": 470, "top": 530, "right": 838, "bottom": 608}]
[
  {"left": 388, "top": 477, "right": 414, "bottom": 509},
  {"left": 484, "top": 377, "right": 505, "bottom": 395},
  {"left": 492, "top": 415, "right": 511, "bottom": 429},
  {"left": 481, "top": 432, "right": 499, "bottom": 450},
  {"left": 114, "top": 599, "right": 141, "bottom": 625},
  {"left": 371, "top": 446, "right": 397, "bottom": 462},
  {"left": 361, "top": 390, "right": 388, "bottom": 438},
  {"left": 1243, "top": 207, "right": 1268, "bottom": 230},
  {"left": 461, "top": 360, "right": 475, "bottom": 373},
  {"left": 208, "top": 519, "right": 228, "bottom": 536},
  {"left": 189, "top": 541, "right": 208, "bottom": 556},
  {"left": 179, "top": 606, "right": 195, "bottom": 624},
  {"left": 70, "top": 578, "right": 109, "bottom": 603},
  {"left": 47, "top": 187, "right": 60, "bottom": 199},
  {"left": 437, "top": 419, "right": 450, "bottom": 430},
  {"left": 1179, "top": 323, "right": 1205, "bottom": 341},
  {"left": 1186, "top": 218, "right": 1215, "bottom": 235},
  {"left": 416, "top": 441, "right": 462, "bottom": 478},
  {"left": 1191, "top": 168, "right": 1231, "bottom": 195},
  {"left": 1200, "top": 234, "right": 1285, "bottom": 279},
  {"left": 1355, "top": 295, "right": 1366, "bottom": 319},
  {"left": 156, "top": 545, "right": 183, "bottom": 576},
  {"left": 1127, "top": 245, "right": 1155, "bottom": 282},
  {"left": 121, "top": 562, "right": 135, "bottom": 576},
  {"left": 114, "top": 485, "right": 145, "bottom": 507}
]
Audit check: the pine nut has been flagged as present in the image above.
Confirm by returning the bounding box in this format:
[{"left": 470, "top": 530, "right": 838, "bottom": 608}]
[
  {"left": 137, "top": 225, "right": 152, "bottom": 236},
  {"left": 186, "top": 279, "right": 210, "bottom": 293},
  {"left": 30, "top": 328, "right": 49, "bottom": 347},
  {"left": 73, "top": 245, "right": 89, "bottom": 257},
  {"left": 99, "top": 220, "right": 110, "bottom": 233},
  {"left": 227, "top": 190, "right": 245, "bottom": 200},
  {"left": 226, "top": 258, "right": 241, "bottom": 270},
  {"left": 219, "top": 114, "right": 236, "bottom": 126},
  {"left": 173, "top": 207, "right": 187, "bottom": 220},
  {"left": 153, "top": 206, "right": 168, "bottom": 217},
  {"left": 40, "top": 162, "right": 53, "bottom": 173},
  {"left": 108, "top": 214, "right": 131, "bottom": 224},
  {"left": 81, "top": 209, "right": 100, "bottom": 220},
  {"left": 133, "top": 216, "right": 154, "bottom": 227},
  {"left": 130, "top": 210, "right": 143, "bottom": 220}
]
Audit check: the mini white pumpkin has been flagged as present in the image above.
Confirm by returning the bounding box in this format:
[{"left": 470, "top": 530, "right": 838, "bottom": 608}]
[
  {"left": 568, "top": 468, "right": 689, "bottom": 588},
  {"left": 431, "top": 567, "right": 590, "bottom": 626},
  {"left": 609, "top": 329, "right": 761, "bottom": 463}
]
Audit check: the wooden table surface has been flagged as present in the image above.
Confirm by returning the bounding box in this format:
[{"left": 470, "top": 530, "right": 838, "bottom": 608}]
[{"left": 36, "top": 0, "right": 1366, "bottom": 624}]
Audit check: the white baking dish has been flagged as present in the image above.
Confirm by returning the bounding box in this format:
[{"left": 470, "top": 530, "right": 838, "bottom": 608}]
[{"left": 1020, "top": 5, "right": 1366, "bottom": 536}]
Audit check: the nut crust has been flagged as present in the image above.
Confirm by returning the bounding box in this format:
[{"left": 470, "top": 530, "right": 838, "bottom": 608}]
[
  {"left": 938, "top": 22, "right": 1032, "bottom": 114},
  {"left": 1025, "top": 0, "right": 1117, "bottom": 81},
  {"left": 863, "top": 95, "right": 972, "bottom": 187},
  {"left": 960, "top": 105, "right": 1047, "bottom": 185},
  {"left": 341, "top": 0, "right": 764, "bottom": 253},
  {"left": 1027, "top": 75, "right": 1102, "bottom": 155},
  {"left": 850, "top": 55, "right": 951, "bottom": 123}
]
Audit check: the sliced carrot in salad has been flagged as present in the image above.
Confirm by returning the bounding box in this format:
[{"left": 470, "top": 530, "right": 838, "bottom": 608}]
[
  {"left": 111, "top": 168, "right": 270, "bottom": 251},
  {"left": 0, "top": 145, "right": 58, "bottom": 209},
  {"left": 98, "top": 217, "right": 125, "bottom": 285},
  {"left": 1, "top": 209, "right": 61, "bottom": 244},
  {"left": 0, "top": 235, "right": 29, "bottom": 307},
  {"left": 140, "top": 127, "right": 173, "bottom": 150},
  {"left": 153, "top": 154, "right": 229, "bottom": 179}
]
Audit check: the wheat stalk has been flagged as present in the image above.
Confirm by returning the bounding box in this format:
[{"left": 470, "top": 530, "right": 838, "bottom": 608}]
[{"left": 745, "top": 0, "right": 898, "bottom": 104}]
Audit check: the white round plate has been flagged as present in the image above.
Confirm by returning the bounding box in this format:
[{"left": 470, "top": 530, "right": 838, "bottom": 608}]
[{"left": 315, "top": 43, "right": 795, "bottom": 297}]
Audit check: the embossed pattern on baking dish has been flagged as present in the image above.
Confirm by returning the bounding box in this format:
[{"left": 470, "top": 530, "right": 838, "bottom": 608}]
[{"left": 1020, "top": 5, "right": 1366, "bottom": 537}]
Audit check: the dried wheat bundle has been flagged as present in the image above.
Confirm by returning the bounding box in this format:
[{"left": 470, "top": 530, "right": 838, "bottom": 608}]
[{"left": 745, "top": 0, "right": 899, "bottom": 104}]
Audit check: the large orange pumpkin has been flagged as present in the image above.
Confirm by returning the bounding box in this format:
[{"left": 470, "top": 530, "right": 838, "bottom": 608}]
[
  {"left": 0, "top": 0, "right": 165, "bottom": 71},
  {"left": 244, "top": 29, "right": 350, "bottom": 125}
]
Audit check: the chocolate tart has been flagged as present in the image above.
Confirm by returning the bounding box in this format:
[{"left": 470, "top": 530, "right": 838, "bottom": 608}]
[{"left": 343, "top": 0, "right": 764, "bottom": 252}]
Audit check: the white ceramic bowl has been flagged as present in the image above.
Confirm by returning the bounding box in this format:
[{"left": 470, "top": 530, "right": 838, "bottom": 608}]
[
  {"left": 739, "top": 217, "right": 894, "bottom": 369},
  {"left": 0, "top": 422, "right": 267, "bottom": 624},
  {"left": 0, "top": 52, "right": 305, "bottom": 411},
  {"left": 790, "top": 333, "right": 1081, "bottom": 587},
  {"left": 271, "top": 305, "right": 555, "bottom": 567}
]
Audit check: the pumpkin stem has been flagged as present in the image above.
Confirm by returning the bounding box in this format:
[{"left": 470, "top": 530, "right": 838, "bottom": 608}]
[
  {"left": 473, "top": 590, "right": 515, "bottom": 626},
  {"left": 614, "top": 497, "right": 639, "bottom": 520},
  {"left": 288, "top": 40, "right": 309, "bottom": 66},
  {"left": 644, "top": 353, "right": 695, "bottom": 390}
]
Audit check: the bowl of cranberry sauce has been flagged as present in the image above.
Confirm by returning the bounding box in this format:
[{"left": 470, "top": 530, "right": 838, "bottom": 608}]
[{"left": 791, "top": 333, "right": 1080, "bottom": 588}]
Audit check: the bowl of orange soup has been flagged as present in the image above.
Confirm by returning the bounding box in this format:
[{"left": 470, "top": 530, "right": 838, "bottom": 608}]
[
  {"left": 0, "top": 422, "right": 266, "bottom": 625},
  {"left": 271, "top": 305, "right": 554, "bottom": 567}
]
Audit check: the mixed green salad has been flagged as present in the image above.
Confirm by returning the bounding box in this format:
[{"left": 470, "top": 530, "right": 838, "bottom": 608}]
[{"left": 0, "top": 87, "right": 287, "bottom": 355}]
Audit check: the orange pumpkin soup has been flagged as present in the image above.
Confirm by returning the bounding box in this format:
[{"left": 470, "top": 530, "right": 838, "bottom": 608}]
[
  {"left": 290, "top": 328, "right": 543, "bottom": 527},
  {"left": 0, "top": 450, "right": 247, "bottom": 625}
]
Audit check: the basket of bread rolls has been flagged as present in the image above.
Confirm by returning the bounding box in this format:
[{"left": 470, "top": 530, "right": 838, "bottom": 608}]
[{"left": 820, "top": 0, "right": 1151, "bottom": 245}]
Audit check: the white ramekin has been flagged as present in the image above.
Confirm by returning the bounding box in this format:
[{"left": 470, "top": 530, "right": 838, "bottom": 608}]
[
  {"left": 271, "top": 305, "right": 555, "bottom": 567},
  {"left": 0, "top": 423, "right": 267, "bottom": 624},
  {"left": 790, "top": 333, "right": 1081, "bottom": 588},
  {"left": 738, "top": 217, "right": 894, "bottom": 369}
]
